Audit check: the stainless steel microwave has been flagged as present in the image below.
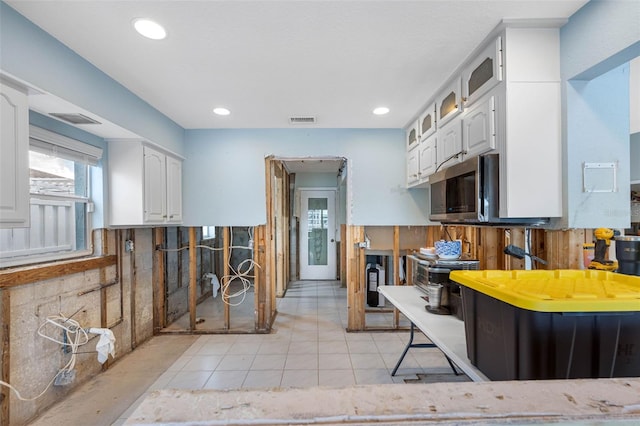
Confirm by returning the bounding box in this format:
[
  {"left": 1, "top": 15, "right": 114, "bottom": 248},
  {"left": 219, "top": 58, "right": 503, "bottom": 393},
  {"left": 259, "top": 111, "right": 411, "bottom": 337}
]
[{"left": 429, "top": 154, "right": 548, "bottom": 226}]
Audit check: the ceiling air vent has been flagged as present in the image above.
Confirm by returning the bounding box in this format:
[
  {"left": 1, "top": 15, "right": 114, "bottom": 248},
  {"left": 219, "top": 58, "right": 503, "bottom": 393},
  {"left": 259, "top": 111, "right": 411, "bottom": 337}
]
[
  {"left": 289, "top": 116, "right": 316, "bottom": 125},
  {"left": 49, "top": 113, "right": 101, "bottom": 125}
]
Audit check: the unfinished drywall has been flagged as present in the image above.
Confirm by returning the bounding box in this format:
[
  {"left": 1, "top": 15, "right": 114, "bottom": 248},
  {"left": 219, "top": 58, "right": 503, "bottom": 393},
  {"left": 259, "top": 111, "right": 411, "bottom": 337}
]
[
  {"left": 1, "top": 228, "right": 159, "bottom": 425},
  {"left": 162, "top": 227, "right": 215, "bottom": 329}
]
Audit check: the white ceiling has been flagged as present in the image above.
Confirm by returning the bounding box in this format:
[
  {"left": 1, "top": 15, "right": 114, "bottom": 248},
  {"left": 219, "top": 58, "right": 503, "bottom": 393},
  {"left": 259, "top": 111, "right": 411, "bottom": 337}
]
[{"left": 7, "top": 0, "right": 587, "bottom": 132}]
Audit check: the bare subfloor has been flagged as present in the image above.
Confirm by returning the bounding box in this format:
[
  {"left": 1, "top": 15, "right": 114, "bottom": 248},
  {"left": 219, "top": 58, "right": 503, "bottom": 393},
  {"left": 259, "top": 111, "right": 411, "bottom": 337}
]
[
  {"left": 163, "top": 280, "right": 256, "bottom": 332},
  {"left": 28, "top": 334, "right": 198, "bottom": 426}
]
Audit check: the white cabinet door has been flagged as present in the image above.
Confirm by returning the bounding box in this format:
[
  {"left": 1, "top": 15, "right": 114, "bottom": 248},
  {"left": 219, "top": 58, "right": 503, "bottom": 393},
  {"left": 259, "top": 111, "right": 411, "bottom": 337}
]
[
  {"left": 407, "top": 145, "right": 420, "bottom": 186},
  {"left": 436, "top": 119, "right": 463, "bottom": 171},
  {"left": 419, "top": 134, "right": 437, "bottom": 179},
  {"left": 419, "top": 103, "right": 437, "bottom": 141},
  {"left": 143, "top": 146, "right": 167, "bottom": 223},
  {"left": 166, "top": 155, "right": 183, "bottom": 223},
  {"left": 406, "top": 120, "right": 419, "bottom": 150},
  {"left": 0, "top": 81, "right": 30, "bottom": 228},
  {"left": 437, "top": 78, "right": 463, "bottom": 128},
  {"left": 462, "top": 37, "right": 503, "bottom": 107},
  {"left": 463, "top": 95, "right": 496, "bottom": 159}
]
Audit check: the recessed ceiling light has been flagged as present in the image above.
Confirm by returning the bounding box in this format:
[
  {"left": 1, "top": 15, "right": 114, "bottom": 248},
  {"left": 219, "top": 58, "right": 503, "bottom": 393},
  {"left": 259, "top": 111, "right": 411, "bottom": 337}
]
[
  {"left": 133, "top": 18, "right": 167, "bottom": 40},
  {"left": 213, "top": 107, "right": 231, "bottom": 116},
  {"left": 373, "top": 107, "right": 390, "bottom": 115}
]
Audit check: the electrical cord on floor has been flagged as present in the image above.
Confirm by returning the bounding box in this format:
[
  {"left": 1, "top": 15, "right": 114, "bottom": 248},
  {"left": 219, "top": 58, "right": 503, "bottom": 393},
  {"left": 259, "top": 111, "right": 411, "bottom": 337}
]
[{"left": 0, "top": 314, "right": 89, "bottom": 401}]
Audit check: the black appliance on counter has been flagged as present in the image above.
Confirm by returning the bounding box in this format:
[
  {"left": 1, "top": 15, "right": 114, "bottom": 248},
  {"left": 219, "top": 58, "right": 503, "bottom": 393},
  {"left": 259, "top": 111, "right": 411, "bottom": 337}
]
[{"left": 411, "top": 255, "right": 479, "bottom": 320}]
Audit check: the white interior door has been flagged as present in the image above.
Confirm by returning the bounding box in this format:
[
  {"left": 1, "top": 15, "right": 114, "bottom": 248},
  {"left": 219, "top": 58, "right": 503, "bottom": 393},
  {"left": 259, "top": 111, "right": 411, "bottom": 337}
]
[{"left": 299, "top": 190, "right": 336, "bottom": 280}]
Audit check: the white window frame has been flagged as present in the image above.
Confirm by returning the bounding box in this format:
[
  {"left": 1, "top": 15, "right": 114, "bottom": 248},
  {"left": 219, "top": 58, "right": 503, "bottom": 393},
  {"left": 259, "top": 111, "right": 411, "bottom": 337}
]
[
  {"left": 0, "top": 126, "right": 102, "bottom": 268},
  {"left": 202, "top": 226, "right": 216, "bottom": 240}
]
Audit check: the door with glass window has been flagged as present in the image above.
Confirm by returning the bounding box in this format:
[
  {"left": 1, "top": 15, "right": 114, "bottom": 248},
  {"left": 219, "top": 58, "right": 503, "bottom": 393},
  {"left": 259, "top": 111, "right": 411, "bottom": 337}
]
[{"left": 299, "top": 190, "right": 336, "bottom": 280}]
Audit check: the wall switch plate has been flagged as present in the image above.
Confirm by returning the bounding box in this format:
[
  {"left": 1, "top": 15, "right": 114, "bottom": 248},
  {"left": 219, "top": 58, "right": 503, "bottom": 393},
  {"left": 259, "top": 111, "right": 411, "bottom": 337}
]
[{"left": 583, "top": 162, "right": 618, "bottom": 193}]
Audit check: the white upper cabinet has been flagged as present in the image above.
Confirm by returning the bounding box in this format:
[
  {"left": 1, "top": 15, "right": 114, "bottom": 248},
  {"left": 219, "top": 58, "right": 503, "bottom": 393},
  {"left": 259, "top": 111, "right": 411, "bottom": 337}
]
[
  {"left": 436, "top": 77, "right": 463, "bottom": 128},
  {"left": 436, "top": 118, "right": 463, "bottom": 170},
  {"left": 406, "top": 120, "right": 419, "bottom": 150},
  {"left": 405, "top": 22, "right": 563, "bottom": 221},
  {"left": 109, "top": 140, "right": 183, "bottom": 226},
  {"left": 419, "top": 133, "right": 437, "bottom": 178},
  {"left": 165, "top": 154, "right": 183, "bottom": 223},
  {"left": 462, "top": 37, "right": 503, "bottom": 107},
  {"left": 143, "top": 145, "right": 167, "bottom": 223},
  {"left": 406, "top": 144, "right": 420, "bottom": 186},
  {"left": 407, "top": 105, "right": 438, "bottom": 187},
  {"left": 462, "top": 95, "right": 497, "bottom": 159},
  {"left": 0, "top": 79, "right": 30, "bottom": 228},
  {"left": 419, "top": 103, "right": 437, "bottom": 141},
  {"left": 407, "top": 133, "right": 437, "bottom": 188}
]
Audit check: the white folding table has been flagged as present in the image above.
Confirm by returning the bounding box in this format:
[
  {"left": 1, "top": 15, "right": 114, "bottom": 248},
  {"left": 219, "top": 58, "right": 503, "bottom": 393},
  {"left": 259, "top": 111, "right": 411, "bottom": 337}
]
[{"left": 378, "top": 285, "right": 489, "bottom": 382}]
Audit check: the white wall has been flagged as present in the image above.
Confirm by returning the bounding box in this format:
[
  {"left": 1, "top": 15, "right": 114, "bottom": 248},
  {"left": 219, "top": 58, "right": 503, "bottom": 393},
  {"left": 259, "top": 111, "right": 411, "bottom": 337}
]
[{"left": 183, "top": 129, "right": 430, "bottom": 226}]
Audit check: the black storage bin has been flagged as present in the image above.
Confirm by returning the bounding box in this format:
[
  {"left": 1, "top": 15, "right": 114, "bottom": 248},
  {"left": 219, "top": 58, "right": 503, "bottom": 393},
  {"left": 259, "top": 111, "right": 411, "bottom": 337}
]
[
  {"left": 448, "top": 283, "right": 464, "bottom": 320},
  {"left": 452, "top": 270, "right": 640, "bottom": 381}
]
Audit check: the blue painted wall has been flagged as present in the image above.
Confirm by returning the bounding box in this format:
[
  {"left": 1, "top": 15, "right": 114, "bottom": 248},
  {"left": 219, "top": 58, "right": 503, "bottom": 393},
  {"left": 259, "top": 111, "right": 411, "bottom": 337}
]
[
  {"left": 183, "top": 129, "right": 430, "bottom": 226},
  {"left": 564, "top": 64, "right": 630, "bottom": 228},
  {"left": 559, "top": 0, "right": 640, "bottom": 229},
  {"left": 560, "top": 0, "right": 640, "bottom": 80}
]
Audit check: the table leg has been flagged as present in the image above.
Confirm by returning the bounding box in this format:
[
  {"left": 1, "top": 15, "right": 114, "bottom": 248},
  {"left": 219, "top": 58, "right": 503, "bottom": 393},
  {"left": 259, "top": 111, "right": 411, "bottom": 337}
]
[
  {"left": 391, "top": 323, "right": 435, "bottom": 376},
  {"left": 391, "top": 322, "right": 460, "bottom": 376}
]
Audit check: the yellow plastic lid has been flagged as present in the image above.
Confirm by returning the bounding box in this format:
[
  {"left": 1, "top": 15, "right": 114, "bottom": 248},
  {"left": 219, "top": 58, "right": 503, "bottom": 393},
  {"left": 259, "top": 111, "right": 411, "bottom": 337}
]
[{"left": 449, "top": 270, "right": 640, "bottom": 312}]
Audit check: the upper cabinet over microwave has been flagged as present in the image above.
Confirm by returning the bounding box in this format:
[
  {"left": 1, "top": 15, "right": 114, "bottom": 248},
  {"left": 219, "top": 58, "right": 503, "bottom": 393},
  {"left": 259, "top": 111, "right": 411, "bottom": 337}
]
[
  {"left": 462, "top": 37, "right": 503, "bottom": 107},
  {"left": 405, "top": 21, "right": 563, "bottom": 223}
]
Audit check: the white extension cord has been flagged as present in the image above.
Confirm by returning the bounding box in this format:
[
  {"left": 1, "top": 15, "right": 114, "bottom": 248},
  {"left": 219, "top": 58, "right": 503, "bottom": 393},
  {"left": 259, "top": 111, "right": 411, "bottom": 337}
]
[{"left": 0, "top": 314, "right": 89, "bottom": 401}]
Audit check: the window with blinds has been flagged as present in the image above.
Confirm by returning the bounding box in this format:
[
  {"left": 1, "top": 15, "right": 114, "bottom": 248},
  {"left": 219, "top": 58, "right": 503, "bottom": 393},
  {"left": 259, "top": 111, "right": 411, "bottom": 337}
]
[{"left": 0, "top": 126, "right": 103, "bottom": 267}]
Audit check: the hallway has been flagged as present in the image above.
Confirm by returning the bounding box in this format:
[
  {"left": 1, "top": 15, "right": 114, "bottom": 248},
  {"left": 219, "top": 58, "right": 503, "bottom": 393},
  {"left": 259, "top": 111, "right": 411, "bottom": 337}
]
[{"left": 29, "top": 281, "right": 467, "bottom": 425}]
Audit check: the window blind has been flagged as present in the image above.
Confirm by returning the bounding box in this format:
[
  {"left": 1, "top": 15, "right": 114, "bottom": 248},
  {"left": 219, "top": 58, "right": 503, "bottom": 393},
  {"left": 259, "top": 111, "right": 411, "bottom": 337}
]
[{"left": 29, "top": 125, "right": 103, "bottom": 166}]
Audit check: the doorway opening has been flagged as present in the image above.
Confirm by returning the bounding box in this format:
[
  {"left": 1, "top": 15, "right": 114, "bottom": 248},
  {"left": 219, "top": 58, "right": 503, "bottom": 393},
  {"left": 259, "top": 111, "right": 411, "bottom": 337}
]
[{"left": 267, "top": 156, "right": 348, "bottom": 296}]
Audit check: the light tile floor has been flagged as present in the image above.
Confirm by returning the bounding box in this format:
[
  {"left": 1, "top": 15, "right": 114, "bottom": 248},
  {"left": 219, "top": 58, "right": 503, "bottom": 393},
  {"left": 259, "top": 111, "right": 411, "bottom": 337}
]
[{"left": 30, "top": 281, "right": 469, "bottom": 426}]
